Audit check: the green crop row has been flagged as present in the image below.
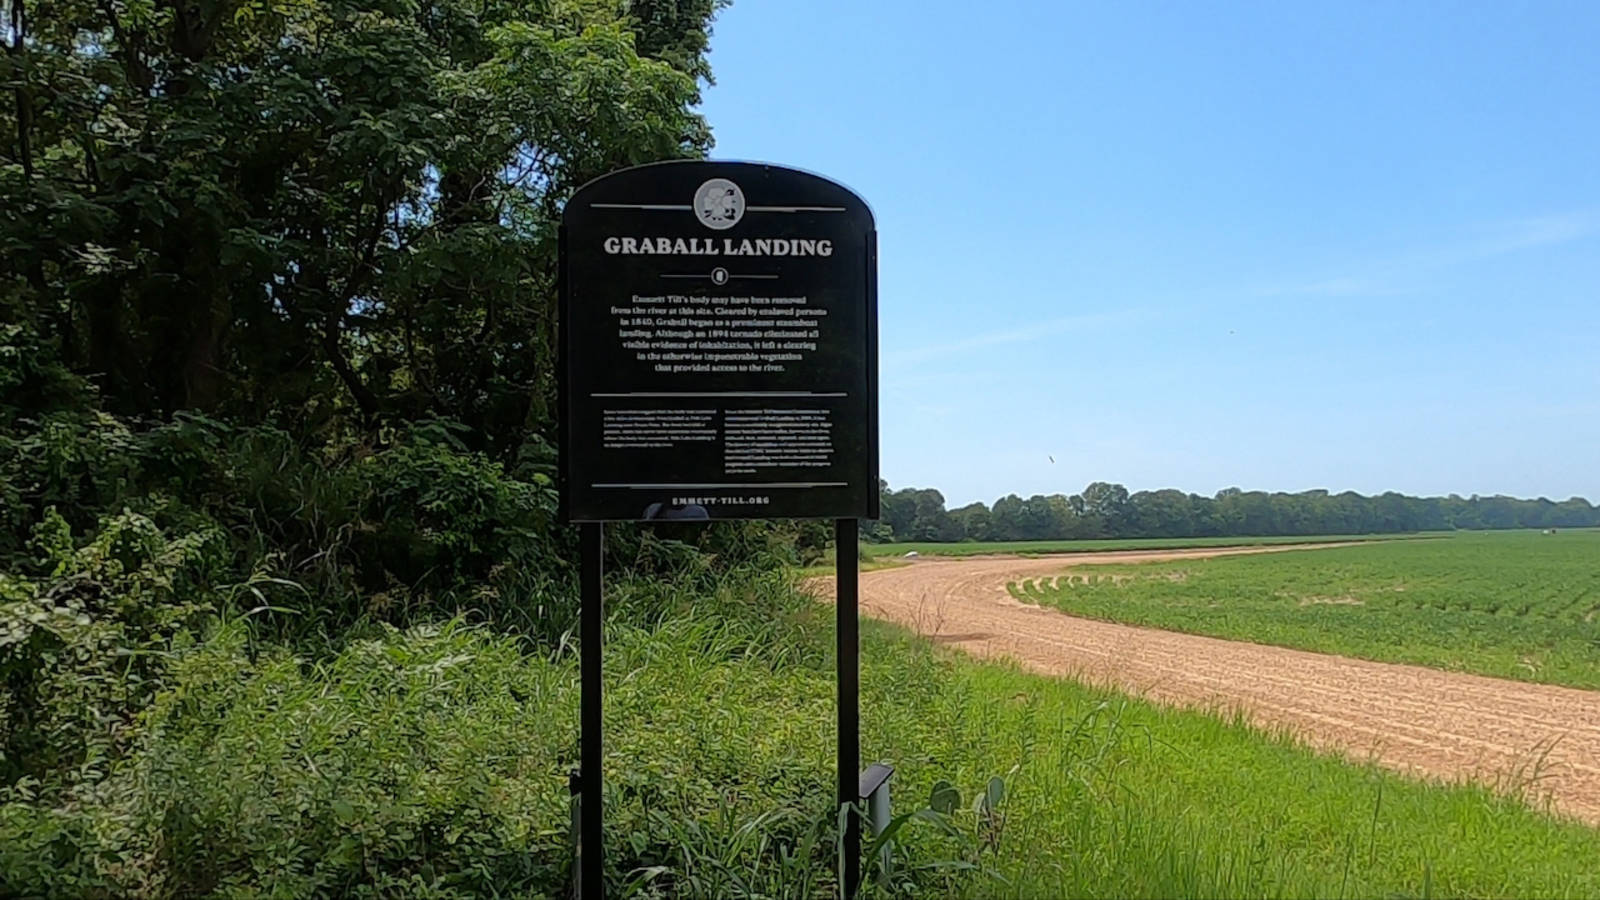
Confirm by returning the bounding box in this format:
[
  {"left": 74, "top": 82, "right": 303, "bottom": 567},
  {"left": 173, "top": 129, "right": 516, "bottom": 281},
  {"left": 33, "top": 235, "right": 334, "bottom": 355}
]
[
  {"left": 866, "top": 532, "right": 1438, "bottom": 559},
  {"left": 1015, "top": 529, "right": 1600, "bottom": 688}
]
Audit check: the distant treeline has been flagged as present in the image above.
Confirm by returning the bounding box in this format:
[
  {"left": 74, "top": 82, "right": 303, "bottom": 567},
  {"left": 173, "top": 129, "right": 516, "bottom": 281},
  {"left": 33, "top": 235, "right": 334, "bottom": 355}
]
[{"left": 873, "top": 481, "right": 1600, "bottom": 543}]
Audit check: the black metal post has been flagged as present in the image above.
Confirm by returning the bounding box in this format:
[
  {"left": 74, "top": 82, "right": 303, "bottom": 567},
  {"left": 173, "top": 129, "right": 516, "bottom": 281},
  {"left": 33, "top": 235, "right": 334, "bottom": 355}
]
[
  {"left": 836, "top": 518, "right": 861, "bottom": 898},
  {"left": 579, "top": 522, "right": 604, "bottom": 899}
]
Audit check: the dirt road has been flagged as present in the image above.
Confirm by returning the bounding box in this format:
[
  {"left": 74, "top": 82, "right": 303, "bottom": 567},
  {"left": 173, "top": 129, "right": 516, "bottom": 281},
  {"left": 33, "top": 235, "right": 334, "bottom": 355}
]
[{"left": 812, "top": 545, "right": 1600, "bottom": 824}]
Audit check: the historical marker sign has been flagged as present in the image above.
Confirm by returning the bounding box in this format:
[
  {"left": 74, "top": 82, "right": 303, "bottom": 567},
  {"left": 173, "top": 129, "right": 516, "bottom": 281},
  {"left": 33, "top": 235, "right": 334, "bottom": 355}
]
[{"left": 560, "top": 161, "right": 879, "bottom": 522}]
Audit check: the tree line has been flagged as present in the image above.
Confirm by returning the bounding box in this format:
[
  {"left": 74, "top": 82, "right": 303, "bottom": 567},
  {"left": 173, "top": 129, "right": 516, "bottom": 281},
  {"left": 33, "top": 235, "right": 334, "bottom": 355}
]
[{"left": 875, "top": 481, "right": 1600, "bottom": 543}]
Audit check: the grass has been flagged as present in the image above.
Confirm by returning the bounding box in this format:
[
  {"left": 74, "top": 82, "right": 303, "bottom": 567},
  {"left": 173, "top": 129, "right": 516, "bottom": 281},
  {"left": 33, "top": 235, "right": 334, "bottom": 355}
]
[
  {"left": 16, "top": 559, "right": 1600, "bottom": 897},
  {"left": 795, "top": 558, "right": 908, "bottom": 578},
  {"left": 796, "top": 546, "right": 912, "bottom": 578},
  {"left": 1013, "top": 529, "right": 1600, "bottom": 689},
  {"left": 864, "top": 622, "right": 1600, "bottom": 898},
  {"left": 866, "top": 532, "right": 1437, "bottom": 559}
]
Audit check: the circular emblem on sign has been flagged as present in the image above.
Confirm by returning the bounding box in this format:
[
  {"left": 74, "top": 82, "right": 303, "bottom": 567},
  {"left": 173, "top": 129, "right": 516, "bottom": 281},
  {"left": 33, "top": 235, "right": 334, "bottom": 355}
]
[
  {"left": 711, "top": 267, "right": 730, "bottom": 285},
  {"left": 694, "top": 178, "right": 745, "bottom": 230}
]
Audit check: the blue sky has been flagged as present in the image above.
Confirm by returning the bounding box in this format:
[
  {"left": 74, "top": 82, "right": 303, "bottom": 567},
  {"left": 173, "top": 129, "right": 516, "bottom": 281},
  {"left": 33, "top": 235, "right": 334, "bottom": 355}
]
[{"left": 698, "top": 0, "right": 1600, "bottom": 507}]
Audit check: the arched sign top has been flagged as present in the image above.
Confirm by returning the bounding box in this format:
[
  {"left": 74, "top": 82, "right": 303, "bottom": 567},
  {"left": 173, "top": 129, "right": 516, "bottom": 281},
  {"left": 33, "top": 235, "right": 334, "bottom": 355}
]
[
  {"left": 559, "top": 159, "right": 879, "bottom": 522},
  {"left": 565, "top": 160, "right": 876, "bottom": 234}
]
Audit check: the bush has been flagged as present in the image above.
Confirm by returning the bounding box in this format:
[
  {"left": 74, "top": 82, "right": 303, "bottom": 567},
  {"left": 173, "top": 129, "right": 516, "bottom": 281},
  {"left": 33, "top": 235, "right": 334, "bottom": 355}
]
[
  {"left": 0, "top": 333, "right": 912, "bottom": 896},
  {"left": 1, "top": 510, "right": 222, "bottom": 787},
  {"left": 2, "top": 621, "right": 577, "bottom": 898},
  {"left": 0, "top": 552, "right": 999, "bottom": 898},
  {"left": 0, "top": 598, "right": 865, "bottom": 898}
]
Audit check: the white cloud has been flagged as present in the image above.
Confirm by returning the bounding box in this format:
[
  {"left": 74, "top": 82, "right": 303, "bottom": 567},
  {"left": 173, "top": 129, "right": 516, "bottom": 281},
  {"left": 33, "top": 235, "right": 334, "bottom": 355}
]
[
  {"left": 885, "top": 308, "right": 1150, "bottom": 366},
  {"left": 1264, "top": 210, "right": 1599, "bottom": 298},
  {"left": 1472, "top": 212, "right": 1597, "bottom": 255},
  {"left": 1280, "top": 276, "right": 1409, "bottom": 297}
]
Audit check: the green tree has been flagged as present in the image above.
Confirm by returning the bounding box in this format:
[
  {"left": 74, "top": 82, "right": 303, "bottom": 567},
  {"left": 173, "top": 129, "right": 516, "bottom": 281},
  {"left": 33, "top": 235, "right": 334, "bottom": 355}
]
[
  {"left": 881, "top": 484, "right": 919, "bottom": 540},
  {"left": 909, "top": 488, "right": 954, "bottom": 541},
  {"left": 3, "top": 0, "right": 719, "bottom": 454},
  {"left": 1015, "top": 494, "right": 1059, "bottom": 540},
  {"left": 1079, "top": 481, "right": 1131, "bottom": 537},
  {"left": 949, "top": 501, "right": 991, "bottom": 541},
  {"left": 1130, "top": 489, "right": 1193, "bottom": 537},
  {"left": 990, "top": 493, "right": 1025, "bottom": 541},
  {"left": 869, "top": 481, "right": 1598, "bottom": 544}
]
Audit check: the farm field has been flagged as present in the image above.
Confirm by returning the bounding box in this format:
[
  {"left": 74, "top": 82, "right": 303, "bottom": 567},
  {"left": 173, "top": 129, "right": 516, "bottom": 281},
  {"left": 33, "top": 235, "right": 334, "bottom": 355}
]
[
  {"left": 842, "top": 545, "right": 1600, "bottom": 825},
  {"left": 866, "top": 532, "right": 1438, "bottom": 559},
  {"left": 868, "top": 624, "right": 1600, "bottom": 898},
  {"left": 1012, "top": 529, "right": 1600, "bottom": 688}
]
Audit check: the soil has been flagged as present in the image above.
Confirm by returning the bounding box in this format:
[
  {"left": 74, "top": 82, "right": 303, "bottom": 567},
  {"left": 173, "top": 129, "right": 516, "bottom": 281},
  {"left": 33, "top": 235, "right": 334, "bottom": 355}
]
[{"left": 808, "top": 545, "right": 1600, "bottom": 824}]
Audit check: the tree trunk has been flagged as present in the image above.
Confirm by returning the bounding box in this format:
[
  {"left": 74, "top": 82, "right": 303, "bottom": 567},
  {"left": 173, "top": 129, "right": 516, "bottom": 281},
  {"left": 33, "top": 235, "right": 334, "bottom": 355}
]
[
  {"left": 8, "top": 0, "right": 33, "bottom": 178},
  {"left": 323, "top": 308, "right": 380, "bottom": 419},
  {"left": 182, "top": 293, "right": 230, "bottom": 410}
]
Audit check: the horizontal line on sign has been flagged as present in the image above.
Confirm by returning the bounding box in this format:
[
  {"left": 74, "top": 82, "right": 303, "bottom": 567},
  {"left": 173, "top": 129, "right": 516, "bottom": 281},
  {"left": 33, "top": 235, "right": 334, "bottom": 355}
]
[
  {"left": 593, "top": 483, "right": 848, "bottom": 489},
  {"left": 592, "top": 391, "right": 847, "bottom": 397},
  {"left": 658, "top": 273, "right": 779, "bottom": 280},
  {"left": 587, "top": 204, "right": 845, "bottom": 213}
]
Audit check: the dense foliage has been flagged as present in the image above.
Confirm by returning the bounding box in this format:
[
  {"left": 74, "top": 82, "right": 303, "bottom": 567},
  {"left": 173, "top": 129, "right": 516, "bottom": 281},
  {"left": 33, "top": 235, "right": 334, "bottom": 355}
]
[
  {"left": 3, "top": 0, "right": 717, "bottom": 448},
  {"left": 878, "top": 481, "right": 1600, "bottom": 543},
  {"left": 0, "top": 0, "right": 824, "bottom": 894}
]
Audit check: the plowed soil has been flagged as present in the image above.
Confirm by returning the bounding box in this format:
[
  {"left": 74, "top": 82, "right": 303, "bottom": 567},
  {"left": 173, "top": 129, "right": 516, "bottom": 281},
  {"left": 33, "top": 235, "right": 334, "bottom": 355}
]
[{"left": 810, "top": 545, "right": 1600, "bottom": 824}]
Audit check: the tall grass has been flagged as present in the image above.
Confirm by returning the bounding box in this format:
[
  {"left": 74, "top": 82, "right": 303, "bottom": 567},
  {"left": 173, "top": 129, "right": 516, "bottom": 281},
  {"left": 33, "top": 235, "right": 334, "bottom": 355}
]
[
  {"left": 8, "top": 566, "right": 1600, "bottom": 897},
  {"left": 884, "top": 630, "right": 1600, "bottom": 898}
]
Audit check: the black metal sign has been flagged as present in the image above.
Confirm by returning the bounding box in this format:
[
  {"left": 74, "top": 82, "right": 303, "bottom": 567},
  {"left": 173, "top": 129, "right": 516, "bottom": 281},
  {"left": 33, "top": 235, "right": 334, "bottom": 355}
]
[
  {"left": 560, "top": 160, "right": 879, "bottom": 522},
  {"left": 560, "top": 160, "right": 878, "bottom": 898}
]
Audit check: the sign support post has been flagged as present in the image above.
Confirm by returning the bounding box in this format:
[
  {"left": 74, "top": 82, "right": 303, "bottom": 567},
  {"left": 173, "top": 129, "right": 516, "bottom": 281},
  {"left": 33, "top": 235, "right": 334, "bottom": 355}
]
[
  {"left": 560, "top": 160, "right": 877, "bottom": 898},
  {"left": 579, "top": 522, "right": 604, "bottom": 899},
  {"left": 836, "top": 517, "right": 861, "bottom": 897}
]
